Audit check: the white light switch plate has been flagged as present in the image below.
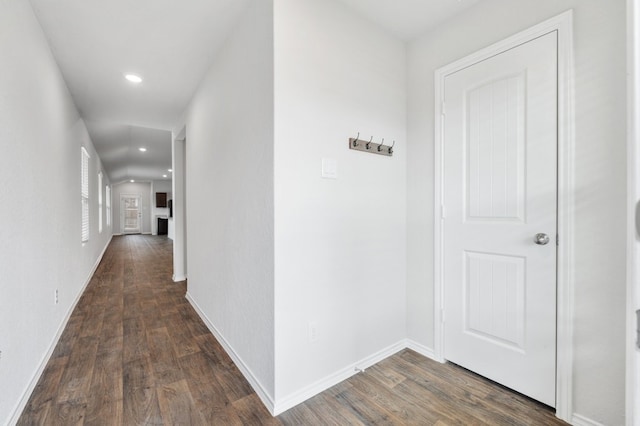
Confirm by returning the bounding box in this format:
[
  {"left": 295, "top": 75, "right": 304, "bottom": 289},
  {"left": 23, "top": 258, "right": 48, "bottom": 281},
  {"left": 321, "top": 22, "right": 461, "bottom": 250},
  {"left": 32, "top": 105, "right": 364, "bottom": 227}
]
[{"left": 321, "top": 158, "right": 337, "bottom": 179}]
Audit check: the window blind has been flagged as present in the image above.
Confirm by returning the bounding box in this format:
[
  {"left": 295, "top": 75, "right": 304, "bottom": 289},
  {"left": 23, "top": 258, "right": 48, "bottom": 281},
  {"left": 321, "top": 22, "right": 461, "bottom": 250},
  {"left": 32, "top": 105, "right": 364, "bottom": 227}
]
[
  {"left": 98, "top": 171, "right": 103, "bottom": 234},
  {"left": 106, "top": 185, "right": 111, "bottom": 227},
  {"left": 81, "top": 147, "right": 90, "bottom": 242}
]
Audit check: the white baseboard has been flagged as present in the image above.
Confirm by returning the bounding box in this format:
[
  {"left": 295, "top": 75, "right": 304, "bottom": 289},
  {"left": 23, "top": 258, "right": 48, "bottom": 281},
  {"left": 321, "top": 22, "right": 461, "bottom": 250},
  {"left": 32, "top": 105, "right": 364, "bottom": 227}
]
[
  {"left": 173, "top": 274, "right": 187, "bottom": 282},
  {"left": 8, "top": 235, "right": 112, "bottom": 425},
  {"left": 185, "top": 293, "right": 276, "bottom": 414},
  {"left": 185, "top": 292, "right": 407, "bottom": 417},
  {"left": 405, "top": 339, "right": 438, "bottom": 362},
  {"left": 177, "top": 301, "right": 435, "bottom": 418},
  {"left": 571, "top": 413, "right": 606, "bottom": 426},
  {"left": 273, "top": 340, "right": 406, "bottom": 415}
]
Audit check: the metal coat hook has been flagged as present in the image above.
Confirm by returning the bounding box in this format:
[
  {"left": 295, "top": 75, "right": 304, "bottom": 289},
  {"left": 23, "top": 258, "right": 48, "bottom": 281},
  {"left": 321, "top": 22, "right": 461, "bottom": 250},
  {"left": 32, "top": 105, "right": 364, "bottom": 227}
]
[{"left": 348, "top": 133, "right": 395, "bottom": 157}]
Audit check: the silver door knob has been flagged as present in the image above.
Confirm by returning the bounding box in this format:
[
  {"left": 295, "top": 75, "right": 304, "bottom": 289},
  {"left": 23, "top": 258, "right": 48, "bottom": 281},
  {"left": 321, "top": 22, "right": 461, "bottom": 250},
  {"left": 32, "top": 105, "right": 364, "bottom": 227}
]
[{"left": 534, "top": 233, "right": 550, "bottom": 245}]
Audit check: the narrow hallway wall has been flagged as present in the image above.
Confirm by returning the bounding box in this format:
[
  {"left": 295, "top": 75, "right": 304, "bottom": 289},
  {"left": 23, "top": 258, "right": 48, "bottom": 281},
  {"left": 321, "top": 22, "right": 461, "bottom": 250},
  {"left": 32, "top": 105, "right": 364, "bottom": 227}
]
[
  {"left": 177, "top": 0, "right": 276, "bottom": 404},
  {"left": 0, "top": 0, "right": 112, "bottom": 422}
]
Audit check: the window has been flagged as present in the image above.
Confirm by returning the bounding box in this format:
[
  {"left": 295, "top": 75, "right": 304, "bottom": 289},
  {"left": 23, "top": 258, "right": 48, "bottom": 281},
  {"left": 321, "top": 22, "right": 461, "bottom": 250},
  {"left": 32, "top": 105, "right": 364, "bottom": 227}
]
[
  {"left": 106, "top": 185, "right": 111, "bottom": 227},
  {"left": 98, "top": 171, "right": 103, "bottom": 233},
  {"left": 81, "top": 147, "right": 90, "bottom": 242}
]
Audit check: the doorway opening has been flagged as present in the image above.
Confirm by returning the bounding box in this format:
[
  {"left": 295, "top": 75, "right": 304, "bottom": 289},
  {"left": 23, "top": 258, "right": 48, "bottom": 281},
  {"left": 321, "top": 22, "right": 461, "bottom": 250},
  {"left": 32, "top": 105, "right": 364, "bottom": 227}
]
[{"left": 121, "top": 194, "right": 142, "bottom": 234}]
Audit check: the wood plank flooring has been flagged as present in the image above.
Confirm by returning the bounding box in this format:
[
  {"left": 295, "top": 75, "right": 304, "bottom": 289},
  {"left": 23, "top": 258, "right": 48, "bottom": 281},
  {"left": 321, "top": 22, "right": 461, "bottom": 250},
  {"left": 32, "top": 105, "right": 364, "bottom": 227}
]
[{"left": 18, "top": 235, "right": 567, "bottom": 425}]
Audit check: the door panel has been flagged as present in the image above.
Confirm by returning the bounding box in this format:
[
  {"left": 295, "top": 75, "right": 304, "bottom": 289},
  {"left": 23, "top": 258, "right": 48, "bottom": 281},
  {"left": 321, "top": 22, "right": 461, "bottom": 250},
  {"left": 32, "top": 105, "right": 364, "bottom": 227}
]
[
  {"left": 465, "top": 251, "right": 526, "bottom": 351},
  {"left": 443, "top": 31, "right": 558, "bottom": 407},
  {"left": 467, "top": 72, "right": 525, "bottom": 221}
]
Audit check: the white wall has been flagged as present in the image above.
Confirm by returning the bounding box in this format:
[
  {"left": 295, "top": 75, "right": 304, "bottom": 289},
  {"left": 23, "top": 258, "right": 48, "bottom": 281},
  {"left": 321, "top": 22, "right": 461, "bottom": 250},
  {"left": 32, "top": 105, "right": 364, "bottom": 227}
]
[
  {"left": 180, "top": 0, "right": 275, "bottom": 400},
  {"left": 150, "top": 179, "right": 172, "bottom": 235},
  {"left": 111, "top": 182, "right": 152, "bottom": 234},
  {"left": 273, "top": 0, "right": 407, "bottom": 404},
  {"left": 0, "top": 0, "right": 112, "bottom": 422},
  {"left": 407, "top": 1, "right": 626, "bottom": 424}
]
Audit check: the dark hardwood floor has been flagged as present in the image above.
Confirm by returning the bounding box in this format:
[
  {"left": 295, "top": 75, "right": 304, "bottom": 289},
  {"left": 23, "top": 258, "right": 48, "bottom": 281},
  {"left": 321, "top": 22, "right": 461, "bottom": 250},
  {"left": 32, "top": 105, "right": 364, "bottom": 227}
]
[{"left": 18, "top": 235, "right": 566, "bottom": 425}]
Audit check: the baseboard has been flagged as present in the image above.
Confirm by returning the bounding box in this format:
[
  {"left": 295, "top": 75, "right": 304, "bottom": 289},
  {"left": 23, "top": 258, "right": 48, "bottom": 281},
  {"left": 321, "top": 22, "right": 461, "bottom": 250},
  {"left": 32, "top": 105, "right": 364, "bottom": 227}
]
[
  {"left": 571, "top": 413, "right": 606, "bottom": 426},
  {"left": 185, "top": 292, "right": 276, "bottom": 414},
  {"left": 185, "top": 292, "right": 407, "bottom": 417},
  {"left": 8, "top": 235, "right": 112, "bottom": 426},
  {"left": 405, "top": 339, "right": 438, "bottom": 362},
  {"left": 173, "top": 274, "right": 187, "bottom": 282},
  {"left": 272, "top": 340, "right": 406, "bottom": 415}
]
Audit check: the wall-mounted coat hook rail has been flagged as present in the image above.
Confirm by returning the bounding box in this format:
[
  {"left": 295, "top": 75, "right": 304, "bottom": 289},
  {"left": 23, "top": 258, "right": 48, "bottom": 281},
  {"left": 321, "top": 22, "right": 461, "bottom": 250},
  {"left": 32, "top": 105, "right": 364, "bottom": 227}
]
[{"left": 349, "top": 134, "right": 394, "bottom": 157}]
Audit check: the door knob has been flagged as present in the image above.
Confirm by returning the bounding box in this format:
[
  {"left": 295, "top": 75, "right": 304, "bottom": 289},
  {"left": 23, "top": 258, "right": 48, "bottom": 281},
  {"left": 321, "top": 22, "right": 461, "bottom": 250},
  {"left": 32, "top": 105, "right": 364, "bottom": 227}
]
[{"left": 534, "top": 233, "right": 550, "bottom": 245}]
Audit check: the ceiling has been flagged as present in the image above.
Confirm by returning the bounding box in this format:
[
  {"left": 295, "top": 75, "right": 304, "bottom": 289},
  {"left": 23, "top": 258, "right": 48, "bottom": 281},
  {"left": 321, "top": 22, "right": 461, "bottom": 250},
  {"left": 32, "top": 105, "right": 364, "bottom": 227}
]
[
  {"left": 29, "top": 0, "right": 480, "bottom": 184},
  {"left": 30, "top": 0, "right": 252, "bottom": 184},
  {"left": 338, "top": 0, "right": 480, "bottom": 41},
  {"left": 85, "top": 122, "right": 172, "bottom": 184}
]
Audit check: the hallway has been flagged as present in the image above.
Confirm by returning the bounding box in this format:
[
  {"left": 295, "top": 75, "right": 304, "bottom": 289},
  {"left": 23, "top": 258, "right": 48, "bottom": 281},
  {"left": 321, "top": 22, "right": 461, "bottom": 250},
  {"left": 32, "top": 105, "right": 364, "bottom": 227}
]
[
  {"left": 17, "top": 235, "right": 277, "bottom": 424},
  {"left": 17, "top": 235, "right": 566, "bottom": 425}
]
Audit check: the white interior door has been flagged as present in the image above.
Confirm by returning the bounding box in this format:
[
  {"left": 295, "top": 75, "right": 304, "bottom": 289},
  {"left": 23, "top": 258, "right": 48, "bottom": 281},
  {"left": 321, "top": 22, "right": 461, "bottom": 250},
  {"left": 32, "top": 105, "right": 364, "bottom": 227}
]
[
  {"left": 442, "top": 31, "right": 558, "bottom": 406},
  {"left": 122, "top": 194, "right": 141, "bottom": 234}
]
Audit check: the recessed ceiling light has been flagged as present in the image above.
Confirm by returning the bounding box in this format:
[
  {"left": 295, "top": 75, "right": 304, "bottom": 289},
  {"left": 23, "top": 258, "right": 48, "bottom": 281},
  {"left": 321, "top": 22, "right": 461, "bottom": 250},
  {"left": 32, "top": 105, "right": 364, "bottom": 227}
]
[
  {"left": 139, "top": 147, "right": 147, "bottom": 152},
  {"left": 130, "top": 179, "right": 135, "bottom": 183},
  {"left": 168, "top": 169, "right": 173, "bottom": 172},
  {"left": 163, "top": 175, "right": 167, "bottom": 178},
  {"left": 125, "top": 74, "right": 142, "bottom": 83}
]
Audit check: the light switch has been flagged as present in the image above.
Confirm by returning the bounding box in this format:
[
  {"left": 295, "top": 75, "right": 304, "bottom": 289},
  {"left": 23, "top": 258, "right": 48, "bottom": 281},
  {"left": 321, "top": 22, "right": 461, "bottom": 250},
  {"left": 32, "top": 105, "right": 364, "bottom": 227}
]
[{"left": 321, "top": 158, "right": 337, "bottom": 179}]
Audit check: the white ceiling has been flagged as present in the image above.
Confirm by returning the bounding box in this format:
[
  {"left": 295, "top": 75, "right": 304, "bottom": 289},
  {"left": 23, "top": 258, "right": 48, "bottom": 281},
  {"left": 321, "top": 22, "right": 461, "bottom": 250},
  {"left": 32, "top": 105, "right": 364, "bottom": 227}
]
[
  {"left": 29, "top": 0, "right": 480, "bottom": 183},
  {"left": 85, "top": 122, "right": 172, "bottom": 184},
  {"left": 30, "top": 0, "right": 251, "bottom": 131},
  {"left": 30, "top": 0, "right": 251, "bottom": 183},
  {"left": 338, "top": 0, "right": 481, "bottom": 40}
]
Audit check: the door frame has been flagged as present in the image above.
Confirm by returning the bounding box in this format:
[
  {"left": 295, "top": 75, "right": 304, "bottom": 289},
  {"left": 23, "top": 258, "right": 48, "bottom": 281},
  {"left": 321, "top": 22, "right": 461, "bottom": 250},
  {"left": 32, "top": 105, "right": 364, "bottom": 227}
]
[
  {"left": 433, "top": 10, "right": 574, "bottom": 422},
  {"left": 626, "top": 1, "right": 639, "bottom": 424},
  {"left": 171, "top": 128, "right": 187, "bottom": 282},
  {"left": 120, "top": 193, "right": 142, "bottom": 234}
]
